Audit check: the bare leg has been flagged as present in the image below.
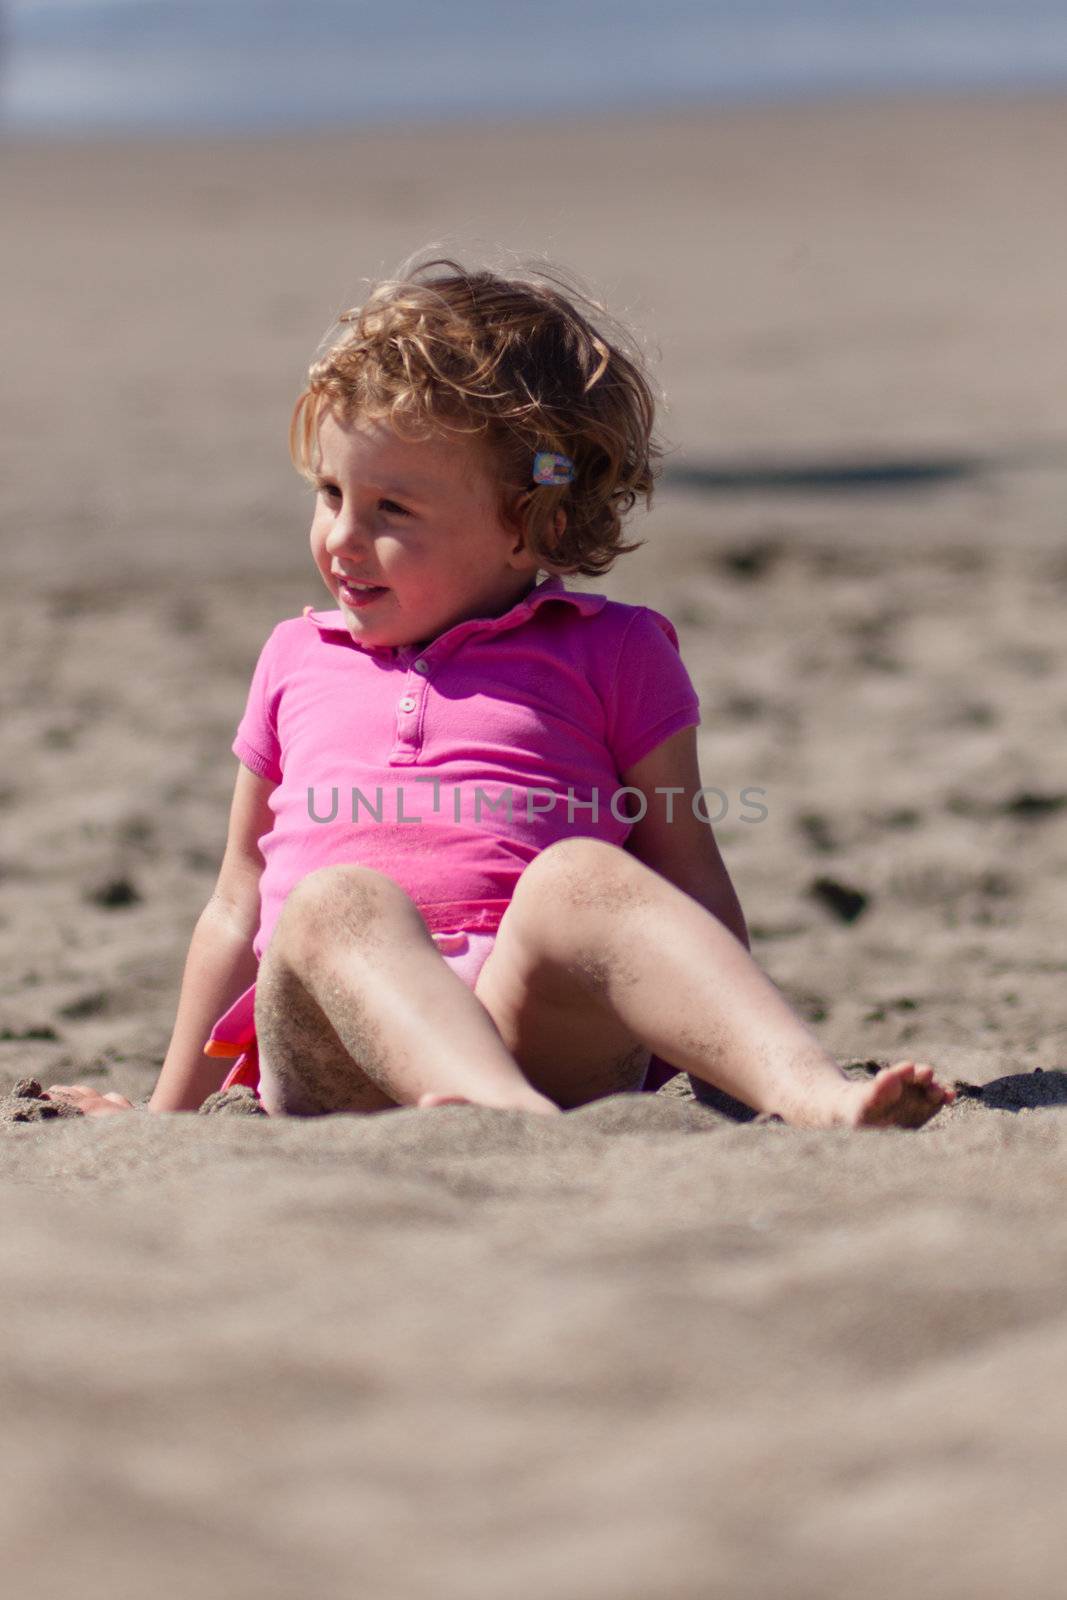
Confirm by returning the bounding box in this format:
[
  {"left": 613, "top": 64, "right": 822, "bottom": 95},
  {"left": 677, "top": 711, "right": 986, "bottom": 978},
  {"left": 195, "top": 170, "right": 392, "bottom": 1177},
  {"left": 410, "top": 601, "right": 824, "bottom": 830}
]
[
  {"left": 472, "top": 839, "right": 954, "bottom": 1130},
  {"left": 254, "top": 865, "right": 559, "bottom": 1117}
]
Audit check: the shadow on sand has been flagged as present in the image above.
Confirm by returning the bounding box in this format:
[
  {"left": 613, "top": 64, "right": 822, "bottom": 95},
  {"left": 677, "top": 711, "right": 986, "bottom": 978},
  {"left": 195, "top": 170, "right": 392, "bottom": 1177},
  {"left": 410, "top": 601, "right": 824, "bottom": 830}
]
[
  {"left": 664, "top": 452, "right": 988, "bottom": 496},
  {"left": 953, "top": 1069, "right": 1067, "bottom": 1112},
  {"left": 686, "top": 1068, "right": 1067, "bottom": 1121}
]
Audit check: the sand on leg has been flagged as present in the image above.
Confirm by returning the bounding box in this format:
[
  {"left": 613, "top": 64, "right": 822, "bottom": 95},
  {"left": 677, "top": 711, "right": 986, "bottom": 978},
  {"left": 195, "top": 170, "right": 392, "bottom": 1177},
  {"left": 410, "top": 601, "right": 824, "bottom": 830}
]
[
  {"left": 468, "top": 837, "right": 953, "bottom": 1128},
  {"left": 253, "top": 864, "right": 558, "bottom": 1116}
]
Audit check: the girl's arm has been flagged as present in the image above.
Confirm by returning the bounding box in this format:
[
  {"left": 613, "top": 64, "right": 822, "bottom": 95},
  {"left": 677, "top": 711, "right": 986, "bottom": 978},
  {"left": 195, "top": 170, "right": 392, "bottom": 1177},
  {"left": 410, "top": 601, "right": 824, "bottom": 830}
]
[
  {"left": 46, "top": 763, "right": 276, "bottom": 1116},
  {"left": 149, "top": 762, "right": 276, "bottom": 1111},
  {"left": 619, "top": 725, "right": 750, "bottom": 950}
]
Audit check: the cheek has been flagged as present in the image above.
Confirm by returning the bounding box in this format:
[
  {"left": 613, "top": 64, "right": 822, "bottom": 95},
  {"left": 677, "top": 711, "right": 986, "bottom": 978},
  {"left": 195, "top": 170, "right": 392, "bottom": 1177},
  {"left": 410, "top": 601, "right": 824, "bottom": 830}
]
[
  {"left": 373, "top": 534, "right": 415, "bottom": 572},
  {"left": 309, "top": 513, "right": 329, "bottom": 561}
]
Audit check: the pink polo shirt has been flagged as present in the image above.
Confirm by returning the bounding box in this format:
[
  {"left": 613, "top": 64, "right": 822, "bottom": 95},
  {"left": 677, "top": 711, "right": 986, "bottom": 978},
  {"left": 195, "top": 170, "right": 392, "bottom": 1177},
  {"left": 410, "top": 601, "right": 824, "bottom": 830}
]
[{"left": 233, "top": 574, "right": 700, "bottom": 961}]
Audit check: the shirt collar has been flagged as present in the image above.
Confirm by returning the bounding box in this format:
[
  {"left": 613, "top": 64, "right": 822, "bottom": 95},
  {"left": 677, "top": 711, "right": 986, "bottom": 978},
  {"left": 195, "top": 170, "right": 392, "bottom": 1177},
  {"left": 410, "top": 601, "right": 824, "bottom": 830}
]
[{"left": 300, "top": 573, "right": 607, "bottom": 660}]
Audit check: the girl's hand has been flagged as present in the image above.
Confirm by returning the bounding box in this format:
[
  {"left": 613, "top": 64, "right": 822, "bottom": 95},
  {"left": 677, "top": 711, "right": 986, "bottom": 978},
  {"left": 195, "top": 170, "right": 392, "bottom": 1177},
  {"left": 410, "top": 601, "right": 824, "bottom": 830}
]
[{"left": 43, "top": 1084, "right": 136, "bottom": 1117}]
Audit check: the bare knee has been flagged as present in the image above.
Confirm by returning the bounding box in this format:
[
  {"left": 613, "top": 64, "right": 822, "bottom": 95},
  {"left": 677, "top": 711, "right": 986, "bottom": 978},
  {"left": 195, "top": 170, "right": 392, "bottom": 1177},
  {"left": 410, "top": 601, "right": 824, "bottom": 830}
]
[
  {"left": 505, "top": 839, "right": 654, "bottom": 994},
  {"left": 514, "top": 837, "right": 654, "bottom": 918},
  {"left": 272, "top": 864, "right": 422, "bottom": 970}
]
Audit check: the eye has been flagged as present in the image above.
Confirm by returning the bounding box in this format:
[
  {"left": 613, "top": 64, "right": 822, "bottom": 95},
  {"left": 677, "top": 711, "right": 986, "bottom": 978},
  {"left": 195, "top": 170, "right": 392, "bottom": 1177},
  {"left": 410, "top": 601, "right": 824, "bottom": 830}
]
[{"left": 314, "top": 484, "right": 411, "bottom": 516}]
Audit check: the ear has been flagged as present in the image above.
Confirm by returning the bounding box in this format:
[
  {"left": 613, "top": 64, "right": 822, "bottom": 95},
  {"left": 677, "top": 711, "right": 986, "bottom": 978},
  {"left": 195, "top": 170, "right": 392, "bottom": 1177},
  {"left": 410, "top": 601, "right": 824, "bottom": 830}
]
[
  {"left": 502, "top": 489, "right": 534, "bottom": 563},
  {"left": 507, "top": 537, "right": 542, "bottom": 574},
  {"left": 506, "top": 507, "right": 566, "bottom": 571},
  {"left": 503, "top": 491, "right": 567, "bottom": 568}
]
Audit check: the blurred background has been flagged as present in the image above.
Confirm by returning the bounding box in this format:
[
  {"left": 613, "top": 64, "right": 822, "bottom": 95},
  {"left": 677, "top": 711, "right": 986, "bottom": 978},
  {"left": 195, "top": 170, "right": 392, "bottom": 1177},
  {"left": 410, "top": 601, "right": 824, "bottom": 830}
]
[{"left": 5, "top": 0, "right": 1067, "bottom": 135}]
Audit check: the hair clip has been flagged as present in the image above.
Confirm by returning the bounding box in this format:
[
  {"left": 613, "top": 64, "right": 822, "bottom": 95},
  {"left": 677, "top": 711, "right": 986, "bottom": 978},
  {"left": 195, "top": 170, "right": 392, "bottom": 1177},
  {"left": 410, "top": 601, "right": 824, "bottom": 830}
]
[{"left": 532, "top": 450, "right": 575, "bottom": 487}]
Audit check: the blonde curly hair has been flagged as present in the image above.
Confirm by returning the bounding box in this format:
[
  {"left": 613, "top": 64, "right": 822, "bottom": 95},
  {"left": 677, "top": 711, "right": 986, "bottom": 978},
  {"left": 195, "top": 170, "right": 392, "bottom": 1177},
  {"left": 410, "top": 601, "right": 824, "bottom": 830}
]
[{"left": 289, "top": 249, "right": 665, "bottom": 576}]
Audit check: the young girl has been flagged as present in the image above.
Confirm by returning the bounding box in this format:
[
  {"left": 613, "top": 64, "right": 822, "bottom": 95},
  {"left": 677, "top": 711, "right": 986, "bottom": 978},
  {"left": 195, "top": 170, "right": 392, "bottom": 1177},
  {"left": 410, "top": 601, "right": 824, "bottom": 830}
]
[{"left": 46, "top": 253, "right": 953, "bottom": 1127}]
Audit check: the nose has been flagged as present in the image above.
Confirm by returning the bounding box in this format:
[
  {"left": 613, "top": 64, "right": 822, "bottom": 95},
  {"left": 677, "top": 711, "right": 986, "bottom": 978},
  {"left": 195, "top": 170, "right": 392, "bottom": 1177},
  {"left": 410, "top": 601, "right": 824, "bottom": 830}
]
[{"left": 324, "top": 506, "right": 372, "bottom": 556}]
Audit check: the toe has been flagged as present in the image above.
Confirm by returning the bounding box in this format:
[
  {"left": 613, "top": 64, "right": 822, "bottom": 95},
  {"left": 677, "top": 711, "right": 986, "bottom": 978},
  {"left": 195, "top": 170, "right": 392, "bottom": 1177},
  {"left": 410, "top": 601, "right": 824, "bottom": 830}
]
[{"left": 869, "top": 1070, "right": 904, "bottom": 1115}]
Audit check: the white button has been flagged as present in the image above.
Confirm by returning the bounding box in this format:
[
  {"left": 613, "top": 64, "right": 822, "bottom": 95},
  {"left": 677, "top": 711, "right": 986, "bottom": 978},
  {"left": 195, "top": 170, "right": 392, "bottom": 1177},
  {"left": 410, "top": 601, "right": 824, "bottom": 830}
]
[
  {"left": 398, "top": 696, "right": 416, "bottom": 712},
  {"left": 412, "top": 658, "right": 430, "bottom": 674}
]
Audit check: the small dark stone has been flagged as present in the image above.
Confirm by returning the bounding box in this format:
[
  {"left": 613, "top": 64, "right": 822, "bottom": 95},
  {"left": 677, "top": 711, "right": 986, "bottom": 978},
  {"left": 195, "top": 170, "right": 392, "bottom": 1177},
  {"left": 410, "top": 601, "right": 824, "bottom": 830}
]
[
  {"left": 57, "top": 991, "right": 110, "bottom": 1020},
  {"left": 809, "top": 876, "right": 869, "bottom": 924},
  {"left": 86, "top": 877, "right": 141, "bottom": 908},
  {"left": 1002, "top": 792, "right": 1067, "bottom": 820},
  {"left": 717, "top": 539, "right": 783, "bottom": 580},
  {"left": 797, "top": 812, "right": 837, "bottom": 855},
  {"left": 0, "top": 1025, "right": 60, "bottom": 1042},
  {"left": 13, "top": 1078, "right": 43, "bottom": 1098}
]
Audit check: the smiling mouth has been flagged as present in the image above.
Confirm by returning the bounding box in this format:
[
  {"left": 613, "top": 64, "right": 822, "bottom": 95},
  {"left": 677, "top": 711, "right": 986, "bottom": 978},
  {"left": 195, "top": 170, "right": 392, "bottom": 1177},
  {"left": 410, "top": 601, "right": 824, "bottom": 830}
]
[{"left": 337, "top": 578, "right": 389, "bottom": 606}]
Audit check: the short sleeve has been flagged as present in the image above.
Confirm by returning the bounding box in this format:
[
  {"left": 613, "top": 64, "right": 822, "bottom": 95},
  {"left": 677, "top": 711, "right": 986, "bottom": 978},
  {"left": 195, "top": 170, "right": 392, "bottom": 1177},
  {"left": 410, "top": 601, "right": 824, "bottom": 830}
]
[
  {"left": 232, "top": 629, "right": 283, "bottom": 784},
  {"left": 605, "top": 607, "right": 701, "bottom": 772}
]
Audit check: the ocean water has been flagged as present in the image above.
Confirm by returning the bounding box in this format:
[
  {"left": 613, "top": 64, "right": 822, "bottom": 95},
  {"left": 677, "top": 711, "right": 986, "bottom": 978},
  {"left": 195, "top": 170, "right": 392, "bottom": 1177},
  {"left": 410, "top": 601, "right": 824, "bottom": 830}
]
[{"left": 5, "top": 0, "right": 1067, "bottom": 136}]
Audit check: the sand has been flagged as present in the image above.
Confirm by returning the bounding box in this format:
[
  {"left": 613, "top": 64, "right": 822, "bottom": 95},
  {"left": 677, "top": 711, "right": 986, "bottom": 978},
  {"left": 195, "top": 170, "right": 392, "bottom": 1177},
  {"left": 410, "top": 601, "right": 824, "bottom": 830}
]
[{"left": 2, "top": 92, "right": 1067, "bottom": 1597}]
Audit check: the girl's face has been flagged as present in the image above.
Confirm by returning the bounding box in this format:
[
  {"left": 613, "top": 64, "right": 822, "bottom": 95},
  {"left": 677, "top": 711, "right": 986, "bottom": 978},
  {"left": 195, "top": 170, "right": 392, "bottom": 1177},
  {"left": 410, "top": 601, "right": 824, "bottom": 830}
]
[{"left": 309, "top": 408, "right": 541, "bottom": 650}]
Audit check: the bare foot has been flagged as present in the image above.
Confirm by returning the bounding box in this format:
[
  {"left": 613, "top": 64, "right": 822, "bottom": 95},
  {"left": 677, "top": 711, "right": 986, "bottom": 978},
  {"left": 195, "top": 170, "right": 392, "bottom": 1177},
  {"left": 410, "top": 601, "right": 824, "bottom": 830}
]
[
  {"left": 42, "top": 1084, "right": 136, "bottom": 1117},
  {"left": 846, "top": 1061, "right": 955, "bottom": 1129}
]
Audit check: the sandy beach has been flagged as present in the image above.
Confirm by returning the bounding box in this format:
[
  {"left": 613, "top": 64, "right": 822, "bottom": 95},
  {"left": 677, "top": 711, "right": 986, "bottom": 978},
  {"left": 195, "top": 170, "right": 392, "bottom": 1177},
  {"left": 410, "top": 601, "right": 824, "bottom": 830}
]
[{"left": 3, "top": 93, "right": 1067, "bottom": 1596}]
